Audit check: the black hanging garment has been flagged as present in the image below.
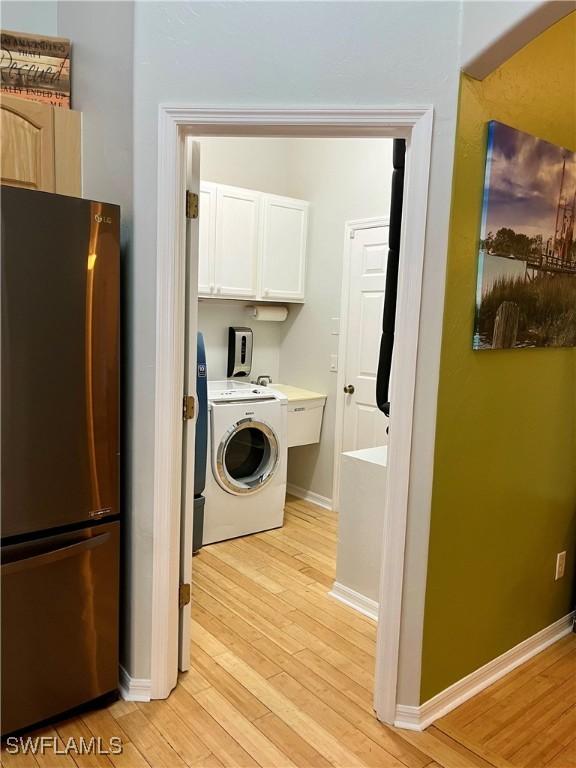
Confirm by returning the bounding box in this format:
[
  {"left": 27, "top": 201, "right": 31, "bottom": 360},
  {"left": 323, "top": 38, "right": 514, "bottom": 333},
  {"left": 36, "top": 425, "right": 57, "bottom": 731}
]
[{"left": 376, "top": 139, "right": 406, "bottom": 418}]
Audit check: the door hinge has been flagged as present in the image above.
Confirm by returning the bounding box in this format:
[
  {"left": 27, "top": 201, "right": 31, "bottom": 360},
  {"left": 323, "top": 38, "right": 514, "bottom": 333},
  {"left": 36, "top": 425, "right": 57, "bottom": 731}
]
[
  {"left": 183, "top": 395, "right": 195, "bottom": 420},
  {"left": 179, "top": 583, "right": 191, "bottom": 609},
  {"left": 186, "top": 191, "right": 199, "bottom": 219}
]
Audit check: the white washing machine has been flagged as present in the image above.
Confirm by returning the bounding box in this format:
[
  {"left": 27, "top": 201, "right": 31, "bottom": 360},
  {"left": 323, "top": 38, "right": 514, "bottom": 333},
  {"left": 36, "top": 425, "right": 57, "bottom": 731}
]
[{"left": 202, "top": 380, "right": 288, "bottom": 545}]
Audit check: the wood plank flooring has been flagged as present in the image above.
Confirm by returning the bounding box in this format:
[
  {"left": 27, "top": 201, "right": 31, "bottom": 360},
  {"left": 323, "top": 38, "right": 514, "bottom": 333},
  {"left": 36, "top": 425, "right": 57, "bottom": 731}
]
[
  {"left": 434, "top": 633, "right": 576, "bottom": 768},
  {"left": 2, "top": 496, "right": 575, "bottom": 768}
]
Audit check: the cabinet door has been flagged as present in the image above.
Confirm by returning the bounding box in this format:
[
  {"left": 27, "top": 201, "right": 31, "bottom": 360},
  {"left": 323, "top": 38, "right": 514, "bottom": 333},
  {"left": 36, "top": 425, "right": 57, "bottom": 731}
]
[
  {"left": 198, "top": 181, "right": 217, "bottom": 296},
  {"left": 53, "top": 108, "right": 82, "bottom": 196},
  {"left": 214, "top": 185, "right": 260, "bottom": 298},
  {"left": 260, "top": 195, "right": 308, "bottom": 301},
  {"left": 0, "top": 95, "right": 55, "bottom": 192}
]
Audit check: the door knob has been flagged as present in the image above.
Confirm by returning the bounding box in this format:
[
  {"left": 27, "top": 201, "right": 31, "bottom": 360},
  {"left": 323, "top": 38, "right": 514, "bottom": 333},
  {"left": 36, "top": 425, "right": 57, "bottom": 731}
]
[{"left": 343, "top": 384, "right": 355, "bottom": 394}]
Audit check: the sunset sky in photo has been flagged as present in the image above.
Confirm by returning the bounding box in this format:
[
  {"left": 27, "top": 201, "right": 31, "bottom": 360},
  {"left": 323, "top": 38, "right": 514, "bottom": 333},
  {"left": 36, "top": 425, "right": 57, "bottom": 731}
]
[{"left": 482, "top": 121, "right": 576, "bottom": 241}]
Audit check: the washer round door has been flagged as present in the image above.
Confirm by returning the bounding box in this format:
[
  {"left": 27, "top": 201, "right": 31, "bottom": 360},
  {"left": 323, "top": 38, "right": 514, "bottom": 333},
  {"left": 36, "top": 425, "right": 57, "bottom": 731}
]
[{"left": 215, "top": 418, "right": 280, "bottom": 495}]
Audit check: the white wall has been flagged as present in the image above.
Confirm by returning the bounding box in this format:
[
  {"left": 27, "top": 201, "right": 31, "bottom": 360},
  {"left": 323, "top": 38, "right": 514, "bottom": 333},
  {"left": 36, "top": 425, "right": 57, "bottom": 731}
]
[
  {"left": 58, "top": 2, "right": 134, "bottom": 235},
  {"left": 198, "top": 300, "right": 283, "bottom": 382},
  {"left": 459, "top": 0, "right": 575, "bottom": 78},
  {"left": 199, "top": 137, "right": 294, "bottom": 196},
  {"left": 460, "top": 0, "right": 542, "bottom": 63},
  {"left": 1, "top": 1, "right": 58, "bottom": 35}
]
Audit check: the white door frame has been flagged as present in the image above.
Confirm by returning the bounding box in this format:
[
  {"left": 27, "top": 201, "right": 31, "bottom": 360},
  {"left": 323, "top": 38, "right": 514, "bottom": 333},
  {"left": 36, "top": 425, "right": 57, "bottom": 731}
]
[
  {"left": 150, "top": 106, "right": 433, "bottom": 723},
  {"left": 332, "top": 216, "right": 390, "bottom": 513}
]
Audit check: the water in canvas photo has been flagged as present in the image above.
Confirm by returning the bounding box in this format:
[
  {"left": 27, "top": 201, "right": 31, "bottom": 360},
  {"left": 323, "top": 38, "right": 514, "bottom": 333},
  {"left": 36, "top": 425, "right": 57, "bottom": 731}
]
[{"left": 474, "top": 121, "right": 576, "bottom": 350}]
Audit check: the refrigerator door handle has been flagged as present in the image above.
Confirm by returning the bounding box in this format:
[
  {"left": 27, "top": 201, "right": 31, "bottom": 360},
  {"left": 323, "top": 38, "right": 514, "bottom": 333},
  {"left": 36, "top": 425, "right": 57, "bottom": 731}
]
[{"left": 2, "top": 532, "right": 111, "bottom": 576}]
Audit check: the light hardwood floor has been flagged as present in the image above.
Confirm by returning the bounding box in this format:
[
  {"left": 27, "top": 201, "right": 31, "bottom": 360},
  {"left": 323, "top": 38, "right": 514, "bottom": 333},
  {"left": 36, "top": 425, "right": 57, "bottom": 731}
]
[
  {"left": 2, "top": 496, "right": 575, "bottom": 768},
  {"left": 434, "top": 633, "right": 576, "bottom": 768}
]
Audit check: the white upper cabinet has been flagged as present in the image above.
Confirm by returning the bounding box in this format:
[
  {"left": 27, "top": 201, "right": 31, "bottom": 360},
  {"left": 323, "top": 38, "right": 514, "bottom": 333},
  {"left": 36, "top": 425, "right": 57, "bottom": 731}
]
[
  {"left": 198, "top": 182, "right": 217, "bottom": 296},
  {"left": 260, "top": 195, "right": 308, "bottom": 301},
  {"left": 198, "top": 182, "right": 309, "bottom": 303},
  {"left": 214, "top": 185, "right": 260, "bottom": 299}
]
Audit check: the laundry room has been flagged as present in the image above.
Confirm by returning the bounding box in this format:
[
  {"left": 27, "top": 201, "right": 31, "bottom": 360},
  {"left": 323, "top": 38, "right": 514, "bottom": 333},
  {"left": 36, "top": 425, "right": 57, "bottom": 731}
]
[{"left": 188, "top": 134, "right": 396, "bottom": 623}]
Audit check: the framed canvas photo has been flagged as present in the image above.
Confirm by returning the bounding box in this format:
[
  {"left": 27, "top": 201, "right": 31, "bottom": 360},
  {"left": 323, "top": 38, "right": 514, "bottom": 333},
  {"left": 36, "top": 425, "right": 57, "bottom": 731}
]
[{"left": 474, "top": 121, "right": 576, "bottom": 349}]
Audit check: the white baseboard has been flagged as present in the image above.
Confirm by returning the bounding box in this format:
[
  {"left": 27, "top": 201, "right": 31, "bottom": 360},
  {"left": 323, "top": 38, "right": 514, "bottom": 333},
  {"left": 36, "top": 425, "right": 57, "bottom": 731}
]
[
  {"left": 395, "top": 611, "right": 575, "bottom": 731},
  {"left": 286, "top": 483, "right": 333, "bottom": 511},
  {"left": 329, "top": 581, "right": 379, "bottom": 621},
  {"left": 119, "top": 665, "right": 152, "bottom": 702}
]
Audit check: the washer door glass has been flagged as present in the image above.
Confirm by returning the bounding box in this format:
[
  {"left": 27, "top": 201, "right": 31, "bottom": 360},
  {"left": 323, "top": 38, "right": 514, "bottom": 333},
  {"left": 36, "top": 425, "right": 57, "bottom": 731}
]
[{"left": 217, "top": 419, "right": 279, "bottom": 495}]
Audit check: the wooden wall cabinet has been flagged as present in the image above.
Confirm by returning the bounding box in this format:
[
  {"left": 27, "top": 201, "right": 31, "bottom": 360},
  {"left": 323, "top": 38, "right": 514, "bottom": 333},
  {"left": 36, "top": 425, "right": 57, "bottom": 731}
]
[
  {"left": 199, "top": 181, "right": 309, "bottom": 303},
  {"left": 1, "top": 95, "right": 81, "bottom": 196}
]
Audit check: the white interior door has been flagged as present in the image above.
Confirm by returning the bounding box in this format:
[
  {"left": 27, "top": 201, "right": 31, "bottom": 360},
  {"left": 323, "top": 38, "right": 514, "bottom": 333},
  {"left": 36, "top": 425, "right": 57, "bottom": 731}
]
[
  {"left": 179, "top": 141, "right": 201, "bottom": 671},
  {"left": 341, "top": 224, "right": 390, "bottom": 454},
  {"left": 214, "top": 185, "right": 259, "bottom": 298}
]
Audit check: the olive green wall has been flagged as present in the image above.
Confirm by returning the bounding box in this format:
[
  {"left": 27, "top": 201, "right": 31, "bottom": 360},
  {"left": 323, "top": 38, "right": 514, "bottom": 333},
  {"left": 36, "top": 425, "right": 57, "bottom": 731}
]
[{"left": 421, "top": 12, "right": 576, "bottom": 702}]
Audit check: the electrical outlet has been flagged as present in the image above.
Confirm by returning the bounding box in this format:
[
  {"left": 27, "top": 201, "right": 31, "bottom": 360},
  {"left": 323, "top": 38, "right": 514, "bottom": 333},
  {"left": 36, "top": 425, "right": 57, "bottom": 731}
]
[
  {"left": 555, "top": 551, "right": 566, "bottom": 581},
  {"left": 330, "top": 354, "right": 338, "bottom": 372}
]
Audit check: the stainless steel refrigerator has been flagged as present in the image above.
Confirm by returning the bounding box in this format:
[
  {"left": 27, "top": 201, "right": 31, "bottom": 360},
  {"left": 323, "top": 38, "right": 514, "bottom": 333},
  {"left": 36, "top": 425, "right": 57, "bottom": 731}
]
[{"left": 1, "top": 186, "right": 121, "bottom": 735}]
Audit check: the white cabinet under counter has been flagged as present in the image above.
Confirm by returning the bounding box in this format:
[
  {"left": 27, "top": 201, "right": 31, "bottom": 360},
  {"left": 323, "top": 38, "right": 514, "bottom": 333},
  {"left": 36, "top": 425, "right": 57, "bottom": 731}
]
[
  {"left": 332, "top": 445, "right": 388, "bottom": 620},
  {"left": 198, "top": 182, "right": 309, "bottom": 303},
  {"left": 269, "top": 385, "right": 326, "bottom": 447}
]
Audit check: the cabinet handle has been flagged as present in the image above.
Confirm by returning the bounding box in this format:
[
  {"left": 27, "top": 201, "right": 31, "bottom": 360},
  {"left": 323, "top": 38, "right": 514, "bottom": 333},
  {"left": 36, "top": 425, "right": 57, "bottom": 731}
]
[{"left": 263, "top": 289, "right": 269, "bottom": 296}]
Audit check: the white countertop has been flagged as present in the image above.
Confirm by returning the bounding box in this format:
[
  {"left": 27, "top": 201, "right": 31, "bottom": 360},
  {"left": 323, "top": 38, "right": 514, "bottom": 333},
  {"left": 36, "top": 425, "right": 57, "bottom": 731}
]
[
  {"left": 269, "top": 384, "right": 327, "bottom": 402},
  {"left": 342, "top": 445, "right": 388, "bottom": 467}
]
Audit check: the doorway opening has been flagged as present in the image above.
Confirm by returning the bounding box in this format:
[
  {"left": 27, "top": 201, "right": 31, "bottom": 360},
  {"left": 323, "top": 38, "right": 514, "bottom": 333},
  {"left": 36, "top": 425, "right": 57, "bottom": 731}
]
[
  {"left": 183, "top": 134, "right": 393, "bottom": 719},
  {"left": 150, "top": 108, "right": 433, "bottom": 727}
]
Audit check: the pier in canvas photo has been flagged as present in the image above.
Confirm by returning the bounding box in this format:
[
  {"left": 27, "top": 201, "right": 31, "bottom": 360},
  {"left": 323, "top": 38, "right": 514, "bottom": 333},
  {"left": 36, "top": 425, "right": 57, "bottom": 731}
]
[{"left": 474, "top": 121, "right": 576, "bottom": 349}]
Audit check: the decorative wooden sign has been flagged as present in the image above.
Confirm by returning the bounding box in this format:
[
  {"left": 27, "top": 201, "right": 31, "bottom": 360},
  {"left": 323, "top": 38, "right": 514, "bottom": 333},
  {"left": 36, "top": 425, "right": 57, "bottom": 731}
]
[{"left": 0, "top": 30, "right": 71, "bottom": 108}]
